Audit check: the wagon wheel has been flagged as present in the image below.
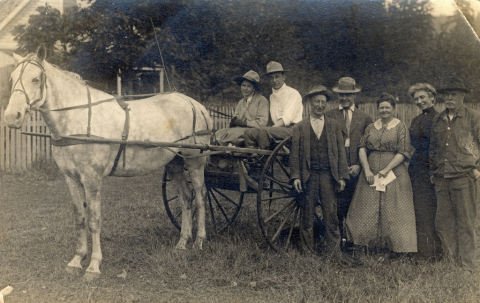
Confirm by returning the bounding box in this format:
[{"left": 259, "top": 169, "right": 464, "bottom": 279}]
[
  {"left": 162, "top": 166, "right": 245, "bottom": 234},
  {"left": 257, "top": 136, "right": 324, "bottom": 252}
]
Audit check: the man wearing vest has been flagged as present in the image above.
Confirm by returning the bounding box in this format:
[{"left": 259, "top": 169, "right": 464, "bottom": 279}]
[
  {"left": 325, "top": 77, "right": 373, "bottom": 249},
  {"left": 290, "top": 85, "right": 349, "bottom": 254},
  {"left": 244, "top": 61, "right": 303, "bottom": 150}
]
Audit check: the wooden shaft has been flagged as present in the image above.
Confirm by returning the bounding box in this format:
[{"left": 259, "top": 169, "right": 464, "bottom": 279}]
[{"left": 21, "top": 132, "right": 274, "bottom": 155}]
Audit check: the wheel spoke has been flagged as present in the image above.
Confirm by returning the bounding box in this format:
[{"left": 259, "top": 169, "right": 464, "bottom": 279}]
[
  {"left": 274, "top": 156, "right": 290, "bottom": 179},
  {"left": 285, "top": 205, "right": 300, "bottom": 249},
  {"left": 263, "top": 199, "right": 296, "bottom": 223},
  {"left": 207, "top": 188, "right": 217, "bottom": 230},
  {"left": 173, "top": 209, "right": 182, "bottom": 221},
  {"left": 264, "top": 175, "right": 292, "bottom": 192},
  {"left": 209, "top": 188, "right": 232, "bottom": 226},
  {"left": 166, "top": 195, "right": 178, "bottom": 203},
  {"left": 270, "top": 202, "right": 295, "bottom": 243},
  {"left": 211, "top": 188, "right": 240, "bottom": 207}
]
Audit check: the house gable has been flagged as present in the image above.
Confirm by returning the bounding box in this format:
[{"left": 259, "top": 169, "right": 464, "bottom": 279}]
[{"left": 0, "top": 0, "right": 78, "bottom": 52}]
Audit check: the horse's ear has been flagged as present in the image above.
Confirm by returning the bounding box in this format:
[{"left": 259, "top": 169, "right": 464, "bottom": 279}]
[
  {"left": 12, "top": 53, "right": 24, "bottom": 63},
  {"left": 36, "top": 44, "right": 47, "bottom": 61}
]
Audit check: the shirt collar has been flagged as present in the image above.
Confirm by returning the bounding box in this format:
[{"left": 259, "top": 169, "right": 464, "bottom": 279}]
[
  {"left": 310, "top": 114, "right": 324, "bottom": 122},
  {"left": 374, "top": 118, "right": 400, "bottom": 130},
  {"left": 422, "top": 106, "right": 435, "bottom": 114},
  {"left": 338, "top": 104, "right": 355, "bottom": 111},
  {"left": 272, "top": 83, "right": 286, "bottom": 93},
  {"left": 440, "top": 105, "right": 466, "bottom": 120}
]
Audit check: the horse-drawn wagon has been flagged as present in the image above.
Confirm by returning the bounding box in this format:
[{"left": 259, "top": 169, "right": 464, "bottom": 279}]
[{"left": 4, "top": 51, "right": 322, "bottom": 280}]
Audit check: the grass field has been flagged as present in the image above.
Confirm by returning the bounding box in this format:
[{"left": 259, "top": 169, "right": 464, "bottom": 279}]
[{"left": 1, "top": 164, "right": 479, "bottom": 302}]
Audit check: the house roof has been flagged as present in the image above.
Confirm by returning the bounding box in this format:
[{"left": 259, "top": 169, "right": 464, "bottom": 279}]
[{"left": 0, "top": 0, "right": 31, "bottom": 33}]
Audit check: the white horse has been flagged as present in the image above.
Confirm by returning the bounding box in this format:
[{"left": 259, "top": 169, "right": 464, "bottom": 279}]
[{"left": 5, "top": 52, "right": 213, "bottom": 281}]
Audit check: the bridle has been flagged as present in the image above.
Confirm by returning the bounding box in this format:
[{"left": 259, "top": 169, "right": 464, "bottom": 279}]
[{"left": 10, "top": 59, "right": 46, "bottom": 112}]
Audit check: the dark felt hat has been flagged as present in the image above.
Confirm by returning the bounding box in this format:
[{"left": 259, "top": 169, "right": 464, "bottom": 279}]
[
  {"left": 437, "top": 77, "right": 471, "bottom": 94},
  {"left": 302, "top": 85, "right": 334, "bottom": 102}
]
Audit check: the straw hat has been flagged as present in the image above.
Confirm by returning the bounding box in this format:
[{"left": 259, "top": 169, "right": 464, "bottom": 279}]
[
  {"left": 233, "top": 70, "right": 260, "bottom": 86},
  {"left": 262, "top": 61, "right": 288, "bottom": 77},
  {"left": 332, "top": 77, "right": 362, "bottom": 93}
]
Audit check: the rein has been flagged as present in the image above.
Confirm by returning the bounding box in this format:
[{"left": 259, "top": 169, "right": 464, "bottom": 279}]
[{"left": 11, "top": 59, "right": 46, "bottom": 112}]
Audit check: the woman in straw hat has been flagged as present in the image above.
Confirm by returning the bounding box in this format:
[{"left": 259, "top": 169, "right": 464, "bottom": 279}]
[{"left": 215, "top": 70, "right": 269, "bottom": 146}]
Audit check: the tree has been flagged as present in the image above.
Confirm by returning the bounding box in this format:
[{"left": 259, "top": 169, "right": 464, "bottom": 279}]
[
  {"left": 16, "top": 0, "right": 478, "bottom": 104},
  {"left": 12, "top": 4, "right": 76, "bottom": 67}
]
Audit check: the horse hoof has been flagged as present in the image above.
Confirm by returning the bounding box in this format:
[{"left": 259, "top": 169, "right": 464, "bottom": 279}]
[
  {"left": 82, "top": 272, "right": 100, "bottom": 282},
  {"left": 65, "top": 266, "right": 83, "bottom": 276},
  {"left": 175, "top": 244, "right": 187, "bottom": 250}
]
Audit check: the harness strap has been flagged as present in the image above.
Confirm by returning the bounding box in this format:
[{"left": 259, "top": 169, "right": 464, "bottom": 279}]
[
  {"left": 87, "top": 86, "right": 92, "bottom": 137},
  {"left": 109, "top": 105, "right": 130, "bottom": 176},
  {"left": 172, "top": 129, "right": 213, "bottom": 143},
  {"left": 40, "top": 96, "right": 119, "bottom": 112}
]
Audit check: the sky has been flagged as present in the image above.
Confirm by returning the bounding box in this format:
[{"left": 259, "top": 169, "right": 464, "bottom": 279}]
[{"left": 431, "top": 0, "right": 480, "bottom": 15}]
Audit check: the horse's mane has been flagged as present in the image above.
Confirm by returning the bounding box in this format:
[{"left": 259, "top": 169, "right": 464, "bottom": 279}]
[
  {"left": 47, "top": 63, "right": 86, "bottom": 86},
  {"left": 25, "top": 53, "right": 86, "bottom": 86}
]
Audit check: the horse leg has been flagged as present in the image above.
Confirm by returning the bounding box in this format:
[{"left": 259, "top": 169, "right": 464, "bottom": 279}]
[
  {"left": 65, "top": 175, "right": 87, "bottom": 276},
  {"left": 83, "top": 176, "right": 103, "bottom": 281},
  {"left": 168, "top": 159, "right": 194, "bottom": 250},
  {"left": 185, "top": 158, "right": 207, "bottom": 250}
]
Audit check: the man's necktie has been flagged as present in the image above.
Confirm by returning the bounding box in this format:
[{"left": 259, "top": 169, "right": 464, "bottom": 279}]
[
  {"left": 343, "top": 108, "right": 351, "bottom": 156},
  {"left": 344, "top": 108, "right": 351, "bottom": 135}
]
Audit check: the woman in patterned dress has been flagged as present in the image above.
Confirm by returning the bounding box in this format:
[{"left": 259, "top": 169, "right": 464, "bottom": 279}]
[
  {"left": 346, "top": 93, "right": 417, "bottom": 253},
  {"left": 407, "top": 83, "right": 441, "bottom": 259}
]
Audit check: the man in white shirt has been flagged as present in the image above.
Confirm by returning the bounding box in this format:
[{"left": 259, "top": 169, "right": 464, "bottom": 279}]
[{"left": 244, "top": 61, "right": 303, "bottom": 150}]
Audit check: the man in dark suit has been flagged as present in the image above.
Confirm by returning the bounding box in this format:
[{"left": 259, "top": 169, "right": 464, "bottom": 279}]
[
  {"left": 325, "top": 77, "right": 373, "bottom": 247},
  {"left": 290, "top": 85, "right": 349, "bottom": 254}
]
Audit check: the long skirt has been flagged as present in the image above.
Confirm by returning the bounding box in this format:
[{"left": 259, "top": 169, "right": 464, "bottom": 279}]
[
  {"left": 409, "top": 154, "right": 441, "bottom": 258},
  {"left": 346, "top": 151, "right": 417, "bottom": 252}
]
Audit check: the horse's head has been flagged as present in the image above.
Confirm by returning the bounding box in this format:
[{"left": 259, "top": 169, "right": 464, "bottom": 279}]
[{"left": 5, "top": 53, "right": 47, "bottom": 128}]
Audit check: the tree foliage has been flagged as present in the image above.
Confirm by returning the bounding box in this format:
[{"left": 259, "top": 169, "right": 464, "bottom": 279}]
[{"left": 12, "top": 0, "right": 480, "bottom": 103}]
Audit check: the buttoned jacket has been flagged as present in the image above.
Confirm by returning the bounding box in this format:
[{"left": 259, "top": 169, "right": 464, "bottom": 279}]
[
  {"left": 290, "top": 116, "right": 350, "bottom": 186},
  {"left": 429, "top": 105, "right": 480, "bottom": 178},
  {"left": 325, "top": 107, "right": 373, "bottom": 166}
]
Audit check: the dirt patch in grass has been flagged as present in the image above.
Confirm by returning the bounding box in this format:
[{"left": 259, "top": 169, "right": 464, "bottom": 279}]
[{"left": 0, "top": 171, "right": 479, "bottom": 302}]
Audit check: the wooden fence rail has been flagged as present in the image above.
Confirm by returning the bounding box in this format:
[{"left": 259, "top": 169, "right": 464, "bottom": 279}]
[{"left": 1, "top": 101, "right": 478, "bottom": 172}]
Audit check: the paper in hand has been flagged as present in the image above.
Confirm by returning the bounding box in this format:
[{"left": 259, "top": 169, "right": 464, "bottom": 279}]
[{"left": 369, "top": 171, "right": 396, "bottom": 192}]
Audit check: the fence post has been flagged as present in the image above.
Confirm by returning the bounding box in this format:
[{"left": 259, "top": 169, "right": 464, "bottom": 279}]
[{"left": 0, "top": 106, "right": 4, "bottom": 171}]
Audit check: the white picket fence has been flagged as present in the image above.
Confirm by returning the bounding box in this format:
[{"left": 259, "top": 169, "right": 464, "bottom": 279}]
[{"left": 0, "top": 107, "right": 51, "bottom": 172}]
